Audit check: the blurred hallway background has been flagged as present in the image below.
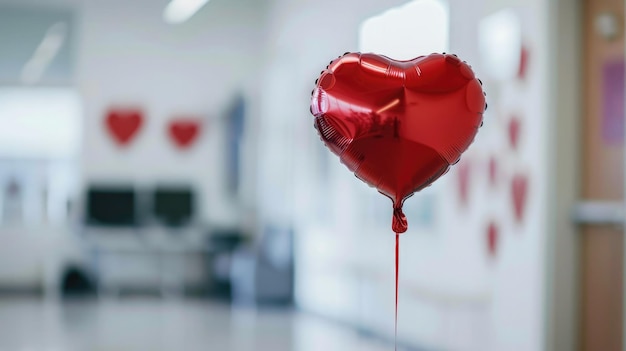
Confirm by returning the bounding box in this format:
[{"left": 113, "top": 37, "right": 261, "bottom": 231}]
[{"left": 0, "top": 0, "right": 620, "bottom": 350}]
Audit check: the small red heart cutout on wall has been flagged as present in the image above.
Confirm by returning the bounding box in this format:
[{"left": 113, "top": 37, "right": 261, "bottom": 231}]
[
  {"left": 511, "top": 173, "right": 529, "bottom": 223},
  {"left": 508, "top": 117, "right": 521, "bottom": 150},
  {"left": 457, "top": 160, "right": 471, "bottom": 207},
  {"left": 518, "top": 45, "right": 529, "bottom": 80},
  {"left": 487, "top": 221, "right": 499, "bottom": 257},
  {"left": 169, "top": 119, "right": 201, "bottom": 149},
  {"left": 488, "top": 156, "right": 498, "bottom": 187},
  {"left": 106, "top": 108, "right": 143, "bottom": 146}
]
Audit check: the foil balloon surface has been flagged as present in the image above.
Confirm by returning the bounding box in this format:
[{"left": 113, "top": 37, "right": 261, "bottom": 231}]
[{"left": 310, "top": 52, "right": 486, "bottom": 233}]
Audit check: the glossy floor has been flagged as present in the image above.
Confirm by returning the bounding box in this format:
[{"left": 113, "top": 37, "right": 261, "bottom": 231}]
[{"left": 0, "top": 297, "right": 395, "bottom": 351}]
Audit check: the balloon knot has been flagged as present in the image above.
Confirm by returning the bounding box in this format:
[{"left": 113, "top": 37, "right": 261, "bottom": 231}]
[{"left": 392, "top": 206, "right": 408, "bottom": 234}]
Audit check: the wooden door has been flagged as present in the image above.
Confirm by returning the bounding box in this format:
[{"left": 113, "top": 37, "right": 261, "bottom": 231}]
[{"left": 580, "top": 0, "right": 625, "bottom": 350}]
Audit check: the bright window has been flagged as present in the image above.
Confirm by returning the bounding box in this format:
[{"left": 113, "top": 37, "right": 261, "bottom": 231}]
[
  {"left": 0, "top": 88, "right": 81, "bottom": 159},
  {"left": 358, "top": 0, "right": 449, "bottom": 60}
]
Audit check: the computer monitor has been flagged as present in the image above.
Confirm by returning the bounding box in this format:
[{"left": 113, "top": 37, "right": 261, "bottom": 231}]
[
  {"left": 86, "top": 186, "right": 136, "bottom": 226},
  {"left": 153, "top": 186, "right": 194, "bottom": 227}
]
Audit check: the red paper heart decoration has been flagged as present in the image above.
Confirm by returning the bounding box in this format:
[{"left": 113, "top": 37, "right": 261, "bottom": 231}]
[
  {"left": 106, "top": 109, "right": 143, "bottom": 146},
  {"left": 518, "top": 45, "right": 529, "bottom": 80},
  {"left": 169, "top": 119, "right": 201, "bottom": 149},
  {"left": 457, "top": 160, "right": 471, "bottom": 207},
  {"left": 311, "top": 53, "right": 486, "bottom": 233},
  {"left": 511, "top": 173, "right": 528, "bottom": 223},
  {"left": 487, "top": 221, "right": 499, "bottom": 257},
  {"left": 488, "top": 156, "right": 498, "bottom": 187},
  {"left": 508, "top": 117, "right": 521, "bottom": 150}
]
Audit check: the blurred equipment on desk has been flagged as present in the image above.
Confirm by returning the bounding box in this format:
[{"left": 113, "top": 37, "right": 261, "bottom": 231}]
[
  {"left": 153, "top": 186, "right": 195, "bottom": 228},
  {"left": 230, "top": 224, "right": 294, "bottom": 306},
  {"left": 85, "top": 186, "right": 137, "bottom": 227},
  {"left": 207, "top": 227, "right": 248, "bottom": 300}
]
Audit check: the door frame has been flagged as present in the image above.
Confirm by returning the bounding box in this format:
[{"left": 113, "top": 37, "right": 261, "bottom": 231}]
[{"left": 544, "top": 0, "right": 583, "bottom": 350}]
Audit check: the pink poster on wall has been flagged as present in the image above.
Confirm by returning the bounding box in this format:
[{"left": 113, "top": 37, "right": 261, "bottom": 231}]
[{"left": 602, "top": 59, "right": 624, "bottom": 144}]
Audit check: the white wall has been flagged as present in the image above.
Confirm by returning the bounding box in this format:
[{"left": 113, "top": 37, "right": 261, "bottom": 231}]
[{"left": 448, "top": 2, "right": 551, "bottom": 349}]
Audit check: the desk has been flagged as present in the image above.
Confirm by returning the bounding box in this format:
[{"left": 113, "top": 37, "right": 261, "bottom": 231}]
[{"left": 83, "top": 227, "right": 213, "bottom": 297}]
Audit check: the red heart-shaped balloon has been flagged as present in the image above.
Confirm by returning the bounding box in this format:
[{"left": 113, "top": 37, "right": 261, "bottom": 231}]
[
  {"left": 311, "top": 53, "right": 486, "bottom": 233},
  {"left": 169, "top": 119, "right": 201, "bottom": 149},
  {"left": 106, "top": 109, "right": 143, "bottom": 146}
]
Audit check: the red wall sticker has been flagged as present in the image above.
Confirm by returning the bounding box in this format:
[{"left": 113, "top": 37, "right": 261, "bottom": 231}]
[
  {"left": 106, "top": 108, "right": 143, "bottom": 146},
  {"left": 511, "top": 173, "right": 528, "bottom": 224},
  {"left": 508, "top": 116, "right": 521, "bottom": 151},
  {"left": 488, "top": 156, "right": 498, "bottom": 188},
  {"left": 518, "top": 45, "right": 529, "bottom": 80},
  {"left": 457, "top": 160, "right": 471, "bottom": 207},
  {"left": 168, "top": 119, "right": 202, "bottom": 149},
  {"left": 487, "top": 221, "right": 499, "bottom": 257}
]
